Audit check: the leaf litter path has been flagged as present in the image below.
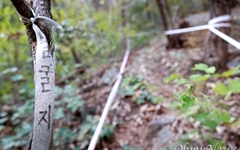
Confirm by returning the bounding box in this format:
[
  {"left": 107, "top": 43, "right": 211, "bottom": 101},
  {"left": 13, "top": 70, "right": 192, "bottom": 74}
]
[
  {"left": 82, "top": 39, "right": 205, "bottom": 150},
  {"left": 82, "top": 39, "right": 240, "bottom": 149},
  {"left": 81, "top": 10, "right": 240, "bottom": 150},
  {"left": 107, "top": 42, "right": 199, "bottom": 150}
]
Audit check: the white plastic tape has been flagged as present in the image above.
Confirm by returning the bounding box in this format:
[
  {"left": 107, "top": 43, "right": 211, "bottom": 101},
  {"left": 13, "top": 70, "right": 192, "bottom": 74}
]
[
  {"left": 164, "top": 15, "right": 240, "bottom": 50},
  {"left": 208, "top": 26, "right": 240, "bottom": 49},
  {"left": 164, "top": 23, "right": 230, "bottom": 35},
  {"left": 87, "top": 38, "right": 131, "bottom": 150},
  {"left": 208, "top": 15, "right": 231, "bottom": 25},
  {"left": 165, "top": 15, "right": 231, "bottom": 35}
]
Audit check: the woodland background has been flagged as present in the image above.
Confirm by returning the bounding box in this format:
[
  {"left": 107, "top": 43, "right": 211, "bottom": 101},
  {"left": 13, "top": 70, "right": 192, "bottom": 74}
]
[{"left": 1, "top": 0, "right": 240, "bottom": 149}]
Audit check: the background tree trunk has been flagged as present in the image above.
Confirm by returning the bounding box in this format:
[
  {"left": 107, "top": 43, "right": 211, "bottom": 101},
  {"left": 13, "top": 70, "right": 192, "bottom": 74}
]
[
  {"left": 155, "top": 0, "right": 168, "bottom": 32},
  {"left": 162, "top": 0, "right": 173, "bottom": 29},
  {"left": 155, "top": 0, "right": 188, "bottom": 49},
  {"left": 155, "top": 0, "right": 172, "bottom": 48},
  {"left": 203, "top": 0, "right": 238, "bottom": 70},
  {"left": 145, "top": 0, "right": 152, "bottom": 23}
]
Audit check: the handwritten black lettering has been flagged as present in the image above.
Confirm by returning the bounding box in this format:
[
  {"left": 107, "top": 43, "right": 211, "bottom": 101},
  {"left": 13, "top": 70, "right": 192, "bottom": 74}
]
[
  {"left": 42, "top": 50, "right": 51, "bottom": 59},
  {"left": 38, "top": 110, "right": 47, "bottom": 125},
  {"left": 38, "top": 105, "right": 51, "bottom": 129},
  {"left": 39, "top": 65, "right": 53, "bottom": 92},
  {"left": 39, "top": 65, "right": 53, "bottom": 76},
  {"left": 40, "top": 77, "right": 50, "bottom": 92}
]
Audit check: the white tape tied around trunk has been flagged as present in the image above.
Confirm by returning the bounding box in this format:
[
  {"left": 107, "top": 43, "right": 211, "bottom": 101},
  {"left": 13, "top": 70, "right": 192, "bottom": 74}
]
[
  {"left": 164, "top": 15, "right": 240, "bottom": 50},
  {"left": 30, "top": 12, "right": 62, "bottom": 150}
]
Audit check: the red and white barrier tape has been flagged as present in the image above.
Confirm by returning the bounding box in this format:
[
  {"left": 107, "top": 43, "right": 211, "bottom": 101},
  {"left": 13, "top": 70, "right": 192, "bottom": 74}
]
[
  {"left": 164, "top": 15, "right": 240, "bottom": 50},
  {"left": 87, "top": 38, "right": 131, "bottom": 150}
]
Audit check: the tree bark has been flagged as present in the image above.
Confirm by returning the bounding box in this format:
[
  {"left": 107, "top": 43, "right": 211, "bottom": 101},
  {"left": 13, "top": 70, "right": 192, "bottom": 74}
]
[
  {"left": 155, "top": 0, "right": 186, "bottom": 49},
  {"left": 120, "top": 0, "right": 126, "bottom": 28},
  {"left": 10, "top": 0, "right": 55, "bottom": 150},
  {"left": 155, "top": 0, "right": 168, "bottom": 31},
  {"left": 203, "top": 0, "right": 238, "bottom": 70},
  {"left": 162, "top": 0, "right": 173, "bottom": 29},
  {"left": 10, "top": 0, "right": 53, "bottom": 64},
  {"left": 145, "top": 0, "right": 152, "bottom": 23},
  {"left": 155, "top": 0, "right": 172, "bottom": 47},
  {"left": 71, "top": 48, "right": 81, "bottom": 64}
]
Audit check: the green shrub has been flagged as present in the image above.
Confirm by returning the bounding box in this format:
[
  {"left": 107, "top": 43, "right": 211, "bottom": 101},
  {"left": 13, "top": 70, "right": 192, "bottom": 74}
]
[
  {"left": 166, "top": 63, "right": 240, "bottom": 145},
  {"left": 120, "top": 75, "right": 159, "bottom": 105}
]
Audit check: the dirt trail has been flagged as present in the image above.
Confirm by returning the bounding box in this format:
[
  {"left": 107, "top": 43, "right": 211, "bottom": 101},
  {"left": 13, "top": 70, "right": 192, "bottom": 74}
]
[
  {"left": 92, "top": 40, "right": 203, "bottom": 149},
  {"left": 86, "top": 9, "right": 240, "bottom": 149}
]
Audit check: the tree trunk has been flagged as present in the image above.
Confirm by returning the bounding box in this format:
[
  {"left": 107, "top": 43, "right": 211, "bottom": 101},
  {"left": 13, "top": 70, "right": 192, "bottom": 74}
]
[
  {"left": 10, "top": 0, "right": 58, "bottom": 149},
  {"left": 155, "top": 0, "right": 186, "bottom": 49},
  {"left": 155, "top": 0, "right": 172, "bottom": 47},
  {"left": 162, "top": 0, "right": 173, "bottom": 29},
  {"left": 67, "top": 38, "right": 81, "bottom": 64},
  {"left": 71, "top": 48, "right": 81, "bottom": 64},
  {"left": 203, "top": 0, "right": 238, "bottom": 70},
  {"left": 145, "top": 0, "right": 152, "bottom": 23},
  {"left": 155, "top": 0, "right": 168, "bottom": 32},
  {"left": 120, "top": 0, "right": 126, "bottom": 28},
  {"left": 57, "top": 48, "right": 66, "bottom": 65}
]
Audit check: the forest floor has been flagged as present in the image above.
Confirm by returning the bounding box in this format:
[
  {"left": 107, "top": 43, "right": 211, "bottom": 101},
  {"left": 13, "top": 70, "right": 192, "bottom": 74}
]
[
  {"left": 78, "top": 37, "right": 194, "bottom": 149},
  {"left": 79, "top": 10, "right": 240, "bottom": 150},
  {"left": 40, "top": 8, "right": 240, "bottom": 149},
  {"left": 79, "top": 33, "right": 240, "bottom": 150}
]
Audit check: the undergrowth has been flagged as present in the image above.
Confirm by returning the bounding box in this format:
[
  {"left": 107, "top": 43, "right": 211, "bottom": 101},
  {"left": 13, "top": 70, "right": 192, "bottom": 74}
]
[{"left": 166, "top": 63, "right": 240, "bottom": 147}]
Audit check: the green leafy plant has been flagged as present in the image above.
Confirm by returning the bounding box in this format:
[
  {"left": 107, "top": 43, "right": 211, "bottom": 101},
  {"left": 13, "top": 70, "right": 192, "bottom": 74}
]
[
  {"left": 213, "top": 79, "right": 240, "bottom": 100},
  {"left": 52, "top": 84, "right": 86, "bottom": 149},
  {"left": 1, "top": 122, "right": 32, "bottom": 149},
  {"left": 168, "top": 77, "right": 230, "bottom": 129},
  {"left": 1, "top": 96, "right": 34, "bottom": 149},
  {"left": 55, "top": 84, "right": 84, "bottom": 115},
  {"left": 53, "top": 127, "right": 77, "bottom": 149},
  {"left": 77, "top": 115, "right": 115, "bottom": 149},
  {"left": 120, "top": 75, "right": 158, "bottom": 105},
  {"left": 189, "top": 63, "right": 216, "bottom": 82},
  {"left": 166, "top": 63, "right": 237, "bottom": 145},
  {"left": 53, "top": 84, "right": 115, "bottom": 149},
  {"left": 123, "top": 145, "right": 144, "bottom": 150},
  {"left": 188, "top": 63, "right": 240, "bottom": 99}
]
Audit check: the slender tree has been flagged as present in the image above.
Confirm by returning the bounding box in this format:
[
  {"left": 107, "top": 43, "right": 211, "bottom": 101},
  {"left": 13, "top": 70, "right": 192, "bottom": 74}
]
[
  {"left": 155, "top": 0, "right": 187, "bottom": 49},
  {"left": 10, "top": 0, "right": 61, "bottom": 149},
  {"left": 203, "top": 0, "right": 238, "bottom": 70}
]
